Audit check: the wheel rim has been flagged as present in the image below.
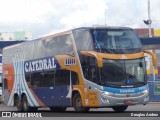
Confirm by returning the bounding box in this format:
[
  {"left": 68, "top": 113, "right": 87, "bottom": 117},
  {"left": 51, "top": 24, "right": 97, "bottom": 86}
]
[
  {"left": 76, "top": 98, "right": 82, "bottom": 108},
  {"left": 23, "top": 97, "right": 28, "bottom": 111},
  {"left": 16, "top": 99, "right": 21, "bottom": 109}
]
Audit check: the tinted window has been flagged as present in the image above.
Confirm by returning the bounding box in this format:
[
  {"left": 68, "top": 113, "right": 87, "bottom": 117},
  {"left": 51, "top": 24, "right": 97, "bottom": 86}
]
[
  {"left": 101, "top": 58, "right": 147, "bottom": 87},
  {"left": 55, "top": 70, "right": 79, "bottom": 86},
  {"left": 25, "top": 73, "right": 31, "bottom": 83},
  {"left": 30, "top": 70, "right": 79, "bottom": 88},
  {"left": 30, "top": 72, "right": 42, "bottom": 87},
  {"left": 90, "top": 29, "right": 142, "bottom": 54},
  {"left": 22, "top": 43, "right": 34, "bottom": 60},
  {"left": 73, "top": 30, "right": 94, "bottom": 51},
  {"left": 45, "top": 37, "right": 59, "bottom": 57},
  {"left": 42, "top": 71, "right": 55, "bottom": 87},
  {"left": 30, "top": 72, "right": 54, "bottom": 88},
  {"left": 54, "top": 70, "right": 70, "bottom": 86},
  {"left": 34, "top": 39, "right": 46, "bottom": 59},
  {"left": 81, "top": 55, "right": 100, "bottom": 84},
  {"left": 57, "top": 35, "right": 73, "bottom": 55},
  {"left": 3, "top": 48, "right": 16, "bottom": 64}
]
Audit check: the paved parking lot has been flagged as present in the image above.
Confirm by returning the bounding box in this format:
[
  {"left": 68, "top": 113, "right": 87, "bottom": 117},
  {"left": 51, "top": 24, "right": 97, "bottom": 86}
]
[{"left": 0, "top": 102, "right": 159, "bottom": 120}]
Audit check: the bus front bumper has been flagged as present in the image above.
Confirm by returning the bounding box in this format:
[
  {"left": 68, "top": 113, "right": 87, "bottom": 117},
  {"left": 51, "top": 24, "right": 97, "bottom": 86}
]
[{"left": 99, "top": 90, "right": 149, "bottom": 107}]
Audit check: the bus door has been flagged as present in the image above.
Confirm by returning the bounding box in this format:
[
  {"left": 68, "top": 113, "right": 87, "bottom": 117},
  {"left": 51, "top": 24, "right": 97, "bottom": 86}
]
[
  {"left": 53, "top": 57, "right": 78, "bottom": 107},
  {"left": 53, "top": 69, "right": 72, "bottom": 107}
]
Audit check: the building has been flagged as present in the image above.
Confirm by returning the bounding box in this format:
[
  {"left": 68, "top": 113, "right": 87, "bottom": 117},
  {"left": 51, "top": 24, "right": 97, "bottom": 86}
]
[
  {"left": 0, "top": 31, "right": 32, "bottom": 41},
  {"left": 135, "top": 28, "right": 160, "bottom": 37},
  {"left": 0, "top": 41, "right": 25, "bottom": 54},
  {"left": 154, "top": 30, "right": 160, "bottom": 37},
  {"left": 135, "top": 28, "right": 154, "bottom": 37},
  {"left": 140, "top": 37, "right": 160, "bottom": 102}
]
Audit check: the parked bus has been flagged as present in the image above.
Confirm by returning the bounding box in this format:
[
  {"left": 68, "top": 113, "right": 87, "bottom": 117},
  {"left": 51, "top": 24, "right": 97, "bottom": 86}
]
[{"left": 2, "top": 26, "right": 157, "bottom": 112}]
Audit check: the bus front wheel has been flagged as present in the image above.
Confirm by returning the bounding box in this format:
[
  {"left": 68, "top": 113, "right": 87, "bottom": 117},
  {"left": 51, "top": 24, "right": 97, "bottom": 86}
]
[
  {"left": 112, "top": 105, "right": 128, "bottom": 112},
  {"left": 73, "top": 93, "right": 90, "bottom": 112}
]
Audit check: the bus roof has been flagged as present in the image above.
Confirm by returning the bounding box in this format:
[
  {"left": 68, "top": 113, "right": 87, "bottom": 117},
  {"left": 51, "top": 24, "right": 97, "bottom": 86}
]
[
  {"left": 3, "top": 26, "right": 133, "bottom": 50},
  {"left": 72, "top": 26, "right": 132, "bottom": 31}
]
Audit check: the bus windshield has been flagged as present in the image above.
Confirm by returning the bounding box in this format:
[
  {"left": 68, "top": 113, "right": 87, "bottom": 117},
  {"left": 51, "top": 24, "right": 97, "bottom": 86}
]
[
  {"left": 90, "top": 29, "right": 142, "bottom": 54},
  {"left": 100, "top": 58, "right": 147, "bottom": 87}
]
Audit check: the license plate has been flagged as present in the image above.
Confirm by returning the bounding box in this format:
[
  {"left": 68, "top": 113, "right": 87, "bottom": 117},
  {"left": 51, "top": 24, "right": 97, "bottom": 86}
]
[{"left": 124, "top": 100, "right": 133, "bottom": 104}]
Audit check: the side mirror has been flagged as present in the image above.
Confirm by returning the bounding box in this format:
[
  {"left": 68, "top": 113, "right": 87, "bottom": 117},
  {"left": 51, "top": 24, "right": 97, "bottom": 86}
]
[{"left": 144, "top": 50, "right": 157, "bottom": 66}]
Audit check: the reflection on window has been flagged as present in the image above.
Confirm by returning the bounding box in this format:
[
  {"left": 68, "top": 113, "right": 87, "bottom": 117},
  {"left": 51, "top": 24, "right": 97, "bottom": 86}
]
[
  {"left": 80, "top": 55, "right": 100, "bottom": 84},
  {"left": 29, "top": 70, "right": 79, "bottom": 88},
  {"left": 45, "top": 37, "right": 59, "bottom": 56},
  {"left": 58, "top": 35, "right": 73, "bottom": 55},
  {"left": 101, "top": 58, "right": 146, "bottom": 87},
  {"left": 34, "top": 39, "right": 46, "bottom": 59},
  {"left": 91, "top": 29, "right": 142, "bottom": 54},
  {"left": 73, "top": 30, "right": 94, "bottom": 51}
]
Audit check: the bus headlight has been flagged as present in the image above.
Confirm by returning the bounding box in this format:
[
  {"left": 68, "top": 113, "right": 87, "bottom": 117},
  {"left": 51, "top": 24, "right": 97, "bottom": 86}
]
[
  {"left": 102, "top": 91, "right": 113, "bottom": 96},
  {"left": 142, "top": 89, "right": 149, "bottom": 94}
]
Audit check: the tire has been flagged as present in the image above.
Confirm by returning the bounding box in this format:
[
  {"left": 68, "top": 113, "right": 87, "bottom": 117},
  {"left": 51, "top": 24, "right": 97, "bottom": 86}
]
[
  {"left": 15, "top": 96, "right": 23, "bottom": 111},
  {"left": 50, "top": 107, "right": 67, "bottom": 112},
  {"left": 30, "top": 107, "right": 38, "bottom": 112},
  {"left": 73, "top": 93, "right": 90, "bottom": 112},
  {"left": 112, "top": 105, "right": 128, "bottom": 112},
  {"left": 22, "top": 95, "right": 38, "bottom": 112}
]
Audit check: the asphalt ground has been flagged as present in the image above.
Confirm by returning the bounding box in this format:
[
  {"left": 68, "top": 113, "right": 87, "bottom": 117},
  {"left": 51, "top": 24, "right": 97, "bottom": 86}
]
[{"left": 0, "top": 102, "right": 159, "bottom": 120}]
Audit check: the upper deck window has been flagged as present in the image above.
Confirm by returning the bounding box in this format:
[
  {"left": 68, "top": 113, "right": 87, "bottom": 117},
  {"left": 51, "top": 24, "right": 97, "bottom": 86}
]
[
  {"left": 73, "top": 29, "right": 94, "bottom": 51},
  {"left": 90, "top": 28, "right": 142, "bottom": 54}
]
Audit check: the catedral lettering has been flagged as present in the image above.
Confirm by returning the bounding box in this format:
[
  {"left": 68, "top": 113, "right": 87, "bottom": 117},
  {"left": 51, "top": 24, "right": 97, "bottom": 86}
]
[
  {"left": 2, "top": 26, "right": 157, "bottom": 112},
  {"left": 25, "top": 58, "right": 56, "bottom": 72}
]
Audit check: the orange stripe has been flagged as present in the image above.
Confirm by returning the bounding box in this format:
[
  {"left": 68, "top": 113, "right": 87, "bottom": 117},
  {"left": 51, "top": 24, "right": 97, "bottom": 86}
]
[{"left": 30, "top": 88, "right": 46, "bottom": 107}]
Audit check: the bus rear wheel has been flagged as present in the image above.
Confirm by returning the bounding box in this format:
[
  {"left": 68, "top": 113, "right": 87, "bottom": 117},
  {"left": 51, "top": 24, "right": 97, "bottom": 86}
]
[
  {"left": 50, "top": 107, "right": 67, "bottom": 112},
  {"left": 73, "top": 93, "right": 90, "bottom": 112},
  {"left": 112, "top": 105, "right": 128, "bottom": 112},
  {"left": 15, "top": 96, "right": 23, "bottom": 111},
  {"left": 22, "top": 95, "right": 38, "bottom": 112}
]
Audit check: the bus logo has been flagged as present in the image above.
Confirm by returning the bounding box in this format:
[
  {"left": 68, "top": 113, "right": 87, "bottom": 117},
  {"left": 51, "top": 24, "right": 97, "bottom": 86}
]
[
  {"left": 25, "top": 57, "right": 57, "bottom": 73},
  {"left": 121, "top": 55, "right": 128, "bottom": 59}
]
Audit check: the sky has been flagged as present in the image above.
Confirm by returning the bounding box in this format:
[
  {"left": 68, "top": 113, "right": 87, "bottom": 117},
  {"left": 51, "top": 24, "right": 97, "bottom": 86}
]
[{"left": 0, "top": 0, "right": 159, "bottom": 39}]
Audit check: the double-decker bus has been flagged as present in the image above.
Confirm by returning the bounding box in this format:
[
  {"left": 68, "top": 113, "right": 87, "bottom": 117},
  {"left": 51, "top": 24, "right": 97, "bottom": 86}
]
[{"left": 2, "top": 26, "right": 157, "bottom": 112}]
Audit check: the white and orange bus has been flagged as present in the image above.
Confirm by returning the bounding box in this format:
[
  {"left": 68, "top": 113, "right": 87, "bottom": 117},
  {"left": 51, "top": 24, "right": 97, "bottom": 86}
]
[{"left": 2, "top": 26, "right": 157, "bottom": 112}]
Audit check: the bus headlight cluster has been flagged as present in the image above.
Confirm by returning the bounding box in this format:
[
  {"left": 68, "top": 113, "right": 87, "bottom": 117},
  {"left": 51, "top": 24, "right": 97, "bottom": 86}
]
[
  {"left": 102, "top": 91, "right": 113, "bottom": 96},
  {"left": 142, "top": 89, "right": 149, "bottom": 94}
]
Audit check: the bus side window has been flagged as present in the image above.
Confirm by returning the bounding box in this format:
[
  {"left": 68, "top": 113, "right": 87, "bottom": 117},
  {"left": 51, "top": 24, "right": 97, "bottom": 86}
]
[
  {"left": 73, "top": 30, "right": 94, "bottom": 51},
  {"left": 71, "top": 71, "right": 79, "bottom": 85},
  {"left": 34, "top": 40, "right": 46, "bottom": 59},
  {"left": 45, "top": 37, "right": 59, "bottom": 57},
  {"left": 41, "top": 71, "right": 55, "bottom": 87},
  {"left": 25, "top": 73, "right": 31, "bottom": 83},
  {"left": 30, "top": 72, "right": 41, "bottom": 88},
  {"left": 54, "top": 70, "right": 79, "bottom": 86},
  {"left": 55, "top": 70, "right": 70, "bottom": 86},
  {"left": 58, "top": 35, "right": 73, "bottom": 55}
]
